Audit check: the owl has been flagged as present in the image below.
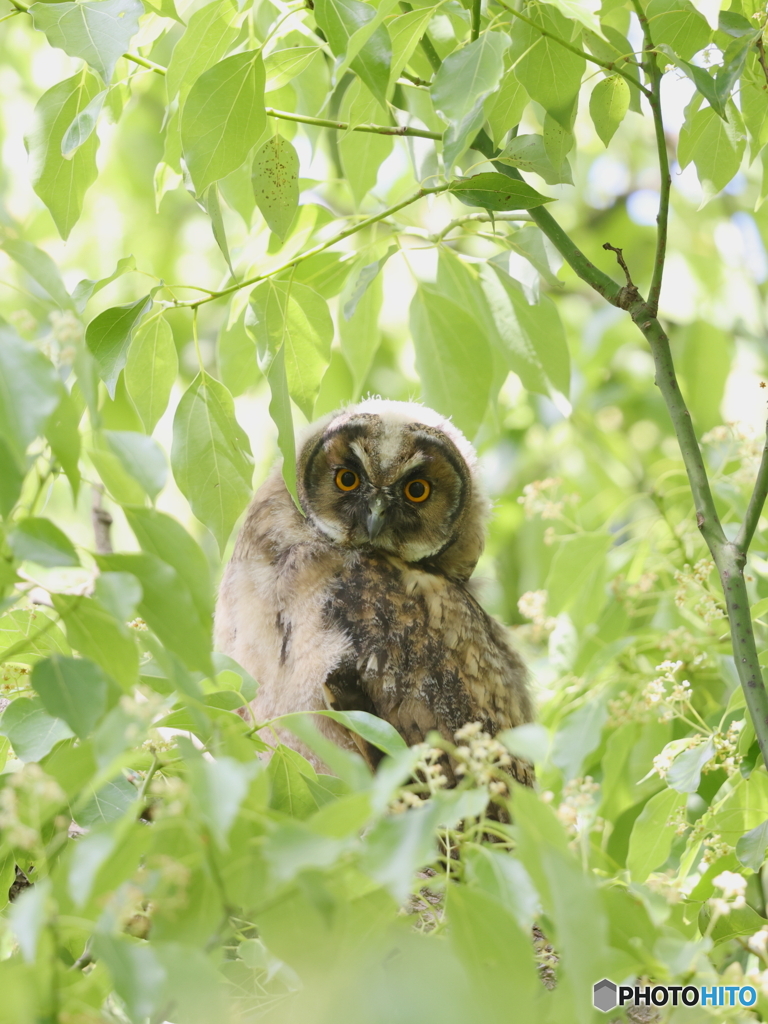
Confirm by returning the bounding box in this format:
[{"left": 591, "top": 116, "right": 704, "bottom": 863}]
[{"left": 214, "top": 399, "right": 533, "bottom": 783}]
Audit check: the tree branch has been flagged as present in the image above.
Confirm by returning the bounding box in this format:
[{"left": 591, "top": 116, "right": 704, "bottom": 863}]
[
  {"left": 735, "top": 420, "right": 768, "bottom": 553},
  {"left": 171, "top": 183, "right": 452, "bottom": 308},
  {"left": 491, "top": 0, "right": 652, "bottom": 99},
  {"left": 124, "top": 52, "right": 167, "bottom": 75},
  {"left": 630, "top": 0, "right": 670, "bottom": 316},
  {"left": 471, "top": 0, "right": 481, "bottom": 41},
  {"left": 594, "top": 244, "right": 768, "bottom": 767},
  {"left": 432, "top": 210, "right": 535, "bottom": 241},
  {"left": 265, "top": 106, "right": 442, "bottom": 139},
  {"left": 471, "top": 130, "right": 625, "bottom": 304}
]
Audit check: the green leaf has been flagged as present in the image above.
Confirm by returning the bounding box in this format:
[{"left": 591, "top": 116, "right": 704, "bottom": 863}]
[
  {"left": 0, "top": 239, "right": 75, "bottom": 311},
  {"left": 736, "top": 818, "right": 768, "bottom": 872},
  {"left": 656, "top": 44, "right": 727, "bottom": 118},
  {"left": 361, "top": 798, "right": 446, "bottom": 901},
  {"left": 97, "top": 552, "right": 213, "bottom": 673},
  {"left": 551, "top": 698, "right": 608, "bottom": 779},
  {"left": 678, "top": 102, "right": 746, "bottom": 201},
  {"left": 88, "top": 432, "right": 145, "bottom": 505},
  {"left": 25, "top": 71, "right": 102, "bottom": 239},
  {"left": 124, "top": 312, "right": 178, "bottom": 433},
  {"left": 31, "top": 654, "right": 111, "bottom": 739},
  {"left": 0, "top": 325, "right": 61, "bottom": 468},
  {"left": 481, "top": 264, "right": 570, "bottom": 394},
  {"left": 61, "top": 87, "right": 107, "bottom": 157},
  {"left": 78, "top": 775, "right": 137, "bottom": 825},
  {"left": 542, "top": 0, "right": 601, "bottom": 33},
  {"left": 678, "top": 320, "right": 733, "bottom": 430},
  {"left": 267, "top": 745, "right": 324, "bottom": 818},
  {"left": 314, "top": 0, "right": 392, "bottom": 108},
  {"left": 251, "top": 134, "right": 300, "bottom": 240},
  {"left": 71, "top": 254, "right": 137, "bottom": 314},
  {"left": 546, "top": 532, "right": 611, "bottom": 612},
  {"left": 449, "top": 172, "right": 553, "bottom": 211},
  {"left": 85, "top": 294, "right": 153, "bottom": 398},
  {"left": 29, "top": 0, "right": 143, "bottom": 83},
  {"left": 589, "top": 74, "right": 630, "bottom": 146},
  {"left": 627, "top": 787, "right": 687, "bottom": 881},
  {"left": 496, "top": 134, "right": 572, "bottom": 185},
  {"left": 171, "top": 373, "right": 253, "bottom": 553},
  {"left": 339, "top": 124, "right": 393, "bottom": 207},
  {"left": 165, "top": 0, "right": 241, "bottom": 104},
  {"left": 45, "top": 387, "right": 81, "bottom": 497},
  {"left": 316, "top": 709, "right": 407, "bottom": 756},
  {"left": 103, "top": 430, "right": 168, "bottom": 500},
  {"left": 52, "top": 594, "right": 138, "bottom": 691},
  {"left": 181, "top": 50, "right": 267, "bottom": 194},
  {"left": 386, "top": 6, "right": 436, "bottom": 97},
  {"left": 410, "top": 284, "right": 493, "bottom": 438},
  {"left": 216, "top": 311, "right": 259, "bottom": 398},
  {"left": 249, "top": 280, "right": 334, "bottom": 419},
  {"left": 340, "top": 258, "right": 385, "bottom": 395},
  {"left": 7, "top": 517, "right": 79, "bottom": 568},
  {"left": 184, "top": 743, "right": 258, "bottom": 848},
  {"left": 0, "top": 609, "right": 71, "bottom": 666},
  {"left": 484, "top": 68, "right": 528, "bottom": 147},
  {"left": 265, "top": 45, "right": 321, "bottom": 91},
  {"left": 512, "top": 4, "right": 585, "bottom": 128},
  {"left": 200, "top": 183, "right": 233, "bottom": 273},
  {"left": 0, "top": 697, "right": 73, "bottom": 761},
  {"left": 263, "top": 344, "right": 298, "bottom": 503},
  {"left": 92, "top": 934, "right": 165, "bottom": 1023},
  {"left": 646, "top": 0, "right": 711, "bottom": 60},
  {"left": 123, "top": 507, "right": 212, "bottom": 623},
  {"left": 431, "top": 32, "right": 508, "bottom": 168},
  {"left": 448, "top": 887, "right": 540, "bottom": 1017},
  {"left": 666, "top": 737, "right": 716, "bottom": 792}
]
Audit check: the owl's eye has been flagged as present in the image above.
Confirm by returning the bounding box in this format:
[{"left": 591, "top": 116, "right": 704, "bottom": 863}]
[
  {"left": 404, "top": 479, "right": 431, "bottom": 503},
  {"left": 335, "top": 468, "right": 360, "bottom": 492}
]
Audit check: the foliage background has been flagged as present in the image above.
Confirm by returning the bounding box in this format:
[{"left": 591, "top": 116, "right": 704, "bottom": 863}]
[{"left": 3, "top": 0, "right": 768, "bottom": 1019}]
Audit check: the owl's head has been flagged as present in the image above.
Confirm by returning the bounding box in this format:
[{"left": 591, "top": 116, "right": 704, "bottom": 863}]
[{"left": 296, "top": 399, "right": 489, "bottom": 581}]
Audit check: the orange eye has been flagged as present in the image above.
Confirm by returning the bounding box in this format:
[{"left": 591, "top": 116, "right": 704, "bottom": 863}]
[
  {"left": 404, "top": 479, "right": 430, "bottom": 503},
  {"left": 335, "top": 468, "right": 360, "bottom": 492}
]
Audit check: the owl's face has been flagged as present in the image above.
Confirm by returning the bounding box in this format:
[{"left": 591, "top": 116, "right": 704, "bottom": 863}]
[{"left": 297, "top": 400, "right": 488, "bottom": 580}]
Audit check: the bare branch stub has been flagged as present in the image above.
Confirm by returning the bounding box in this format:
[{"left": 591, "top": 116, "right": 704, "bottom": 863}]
[{"left": 602, "top": 242, "right": 640, "bottom": 308}]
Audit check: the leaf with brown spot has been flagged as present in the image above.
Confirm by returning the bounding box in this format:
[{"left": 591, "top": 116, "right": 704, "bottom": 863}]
[{"left": 251, "top": 134, "right": 300, "bottom": 240}]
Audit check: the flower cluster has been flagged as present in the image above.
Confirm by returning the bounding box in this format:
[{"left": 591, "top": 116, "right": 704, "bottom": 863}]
[
  {"left": 518, "top": 478, "right": 565, "bottom": 520},
  {"left": 453, "top": 722, "right": 514, "bottom": 796},
  {"left": 517, "top": 589, "right": 557, "bottom": 642},
  {"left": 674, "top": 560, "right": 725, "bottom": 622},
  {"left": 0, "top": 763, "right": 66, "bottom": 851},
  {"left": 554, "top": 776, "right": 601, "bottom": 838},
  {"left": 702, "top": 423, "right": 764, "bottom": 485},
  {"left": 709, "top": 870, "right": 747, "bottom": 916}
]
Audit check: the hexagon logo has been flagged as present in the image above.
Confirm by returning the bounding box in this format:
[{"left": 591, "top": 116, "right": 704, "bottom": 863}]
[{"left": 593, "top": 979, "right": 618, "bottom": 1012}]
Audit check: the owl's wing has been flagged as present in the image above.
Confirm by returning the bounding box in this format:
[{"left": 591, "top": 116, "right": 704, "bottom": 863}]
[{"left": 322, "top": 656, "right": 534, "bottom": 787}]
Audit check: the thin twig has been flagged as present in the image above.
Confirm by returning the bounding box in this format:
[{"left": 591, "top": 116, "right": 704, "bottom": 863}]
[
  {"left": 630, "top": 0, "right": 670, "bottom": 315},
  {"left": 265, "top": 106, "right": 441, "bottom": 139},
  {"left": 91, "top": 486, "right": 113, "bottom": 554},
  {"left": 431, "top": 210, "right": 535, "bottom": 241},
  {"left": 124, "top": 52, "right": 167, "bottom": 75},
  {"left": 170, "top": 182, "right": 451, "bottom": 309}
]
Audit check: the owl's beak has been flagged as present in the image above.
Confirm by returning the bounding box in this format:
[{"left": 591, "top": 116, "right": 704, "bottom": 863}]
[{"left": 365, "top": 496, "right": 388, "bottom": 541}]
